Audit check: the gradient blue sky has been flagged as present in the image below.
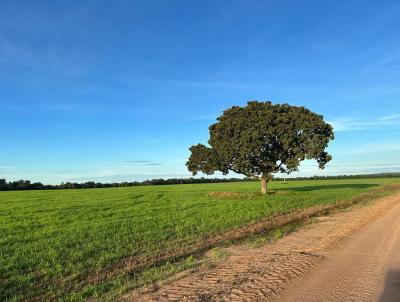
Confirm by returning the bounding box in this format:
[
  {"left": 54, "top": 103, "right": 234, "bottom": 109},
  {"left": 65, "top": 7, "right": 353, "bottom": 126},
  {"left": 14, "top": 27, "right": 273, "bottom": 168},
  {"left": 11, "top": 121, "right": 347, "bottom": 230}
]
[{"left": 1, "top": 0, "right": 400, "bottom": 184}]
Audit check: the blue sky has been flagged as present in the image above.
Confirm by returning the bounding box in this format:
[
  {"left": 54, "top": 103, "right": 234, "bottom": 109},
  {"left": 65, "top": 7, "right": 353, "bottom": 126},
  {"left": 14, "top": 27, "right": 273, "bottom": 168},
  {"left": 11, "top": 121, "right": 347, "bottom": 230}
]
[{"left": 1, "top": 0, "right": 400, "bottom": 184}]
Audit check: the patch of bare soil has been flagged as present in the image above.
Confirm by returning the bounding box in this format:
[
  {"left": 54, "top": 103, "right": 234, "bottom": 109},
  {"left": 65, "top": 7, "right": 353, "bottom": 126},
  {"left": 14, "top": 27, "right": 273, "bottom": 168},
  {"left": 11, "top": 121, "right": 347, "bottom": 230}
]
[
  {"left": 208, "top": 191, "right": 284, "bottom": 198},
  {"left": 123, "top": 192, "right": 400, "bottom": 302}
]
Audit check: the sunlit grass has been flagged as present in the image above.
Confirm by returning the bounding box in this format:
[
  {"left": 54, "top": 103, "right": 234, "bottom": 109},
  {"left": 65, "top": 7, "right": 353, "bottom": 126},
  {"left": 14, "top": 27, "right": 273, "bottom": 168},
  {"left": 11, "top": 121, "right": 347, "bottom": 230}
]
[{"left": 1, "top": 178, "right": 399, "bottom": 301}]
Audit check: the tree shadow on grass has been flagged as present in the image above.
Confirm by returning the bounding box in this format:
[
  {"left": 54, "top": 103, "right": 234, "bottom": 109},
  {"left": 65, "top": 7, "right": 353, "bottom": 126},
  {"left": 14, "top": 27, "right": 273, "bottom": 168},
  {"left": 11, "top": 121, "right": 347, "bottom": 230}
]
[{"left": 275, "top": 183, "right": 379, "bottom": 192}]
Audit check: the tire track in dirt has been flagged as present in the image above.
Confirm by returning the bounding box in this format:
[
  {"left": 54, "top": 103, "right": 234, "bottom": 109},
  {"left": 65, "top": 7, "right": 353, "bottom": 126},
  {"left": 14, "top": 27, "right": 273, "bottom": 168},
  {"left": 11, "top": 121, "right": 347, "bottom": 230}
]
[
  {"left": 123, "top": 193, "right": 400, "bottom": 302},
  {"left": 273, "top": 194, "right": 400, "bottom": 302}
]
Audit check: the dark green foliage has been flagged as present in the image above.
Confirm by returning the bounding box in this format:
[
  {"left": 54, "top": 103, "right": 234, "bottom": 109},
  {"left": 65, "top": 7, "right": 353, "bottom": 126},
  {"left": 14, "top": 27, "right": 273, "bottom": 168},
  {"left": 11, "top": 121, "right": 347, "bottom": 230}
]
[{"left": 187, "top": 101, "right": 334, "bottom": 179}]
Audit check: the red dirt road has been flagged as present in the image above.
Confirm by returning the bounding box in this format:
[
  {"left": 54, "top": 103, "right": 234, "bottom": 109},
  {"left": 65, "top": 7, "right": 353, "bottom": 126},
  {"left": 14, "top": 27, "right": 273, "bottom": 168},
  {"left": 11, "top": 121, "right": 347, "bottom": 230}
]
[
  {"left": 124, "top": 193, "right": 400, "bottom": 302},
  {"left": 274, "top": 194, "right": 400, "bottom": 302}
]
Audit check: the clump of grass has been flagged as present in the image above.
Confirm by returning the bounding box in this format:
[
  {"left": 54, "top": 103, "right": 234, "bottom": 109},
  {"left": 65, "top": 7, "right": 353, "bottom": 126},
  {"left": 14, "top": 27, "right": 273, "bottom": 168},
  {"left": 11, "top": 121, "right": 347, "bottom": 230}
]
[
  {"left": 273, "top": 228, "right": 283, "bottom": 240},
  {"left": 246, "top": 219, "right": 307, "bottom": 248},
  {"left": 207, "top": 248, "right": 230, "bottom": 263},
  {"left": 246, "top": 235, "right": 269, "bottom": 248}
]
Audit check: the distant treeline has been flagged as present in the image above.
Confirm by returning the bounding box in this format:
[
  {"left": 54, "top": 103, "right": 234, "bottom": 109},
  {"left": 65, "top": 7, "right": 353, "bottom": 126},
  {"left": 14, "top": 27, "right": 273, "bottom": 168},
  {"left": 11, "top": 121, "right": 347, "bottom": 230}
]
[
  {"left": 1, "top": 173, "right": 399, "bottom": 191},
  {"left": 0, "top": 177, "right": 253, "bottom": 191}
]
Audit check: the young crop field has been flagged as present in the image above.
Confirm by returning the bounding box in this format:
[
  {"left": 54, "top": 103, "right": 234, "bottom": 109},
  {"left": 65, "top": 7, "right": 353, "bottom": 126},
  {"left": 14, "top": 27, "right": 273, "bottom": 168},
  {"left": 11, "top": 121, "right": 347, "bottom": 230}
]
[{"left": 1, "top": 178, "right": 400, "bottom": 301}]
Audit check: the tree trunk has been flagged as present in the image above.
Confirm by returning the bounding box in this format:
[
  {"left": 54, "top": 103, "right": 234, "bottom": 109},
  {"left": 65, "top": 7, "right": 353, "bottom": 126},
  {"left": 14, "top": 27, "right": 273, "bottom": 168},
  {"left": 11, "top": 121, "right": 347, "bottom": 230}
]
[{"left": 261, "top": 176, "right": 267, "bottom": 194}]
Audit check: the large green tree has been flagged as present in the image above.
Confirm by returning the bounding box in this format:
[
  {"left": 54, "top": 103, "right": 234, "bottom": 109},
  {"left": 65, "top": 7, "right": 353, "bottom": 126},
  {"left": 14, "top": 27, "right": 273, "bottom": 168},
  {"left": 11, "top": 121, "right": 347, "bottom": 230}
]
[{"left": 186, "top": 101, "right": 334, "bottom": 194}]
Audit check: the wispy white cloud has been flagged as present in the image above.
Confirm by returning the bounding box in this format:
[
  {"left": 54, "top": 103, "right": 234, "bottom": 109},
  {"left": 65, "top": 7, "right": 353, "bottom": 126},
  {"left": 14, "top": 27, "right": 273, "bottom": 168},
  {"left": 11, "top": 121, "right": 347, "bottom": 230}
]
[
  {"left": 280, "top": 158, "right": 400, "bottom": 178},
  {"left": 146, "top": 137, "right": 164, "bottom": 144},
  {"left": 4, "top": 100, "right": 109, "bottom": 114},
  {"left": 0, "top": 166, "right": 17, "bottom": 172},
  {"left": 345, "top": 143, "right": 400, "bottom": 154},
  {"left": 66, "top": 173, "right": 192, "bottom": 183},
  {"left": 378, "top": 114, "right": 400, "bottom": 121},
  {"left": 184, "top": 114, "right": 218, "bottom": 122},
  {"left": 0, "top": 30, "right": 89, "bottom": 78},
  {"left": 35, "top": 102, "right": 82, "bottom": 112},
  {"left": 125, "top": 160, "right": 153, "bottom": 163},
  {"left": 125, "top": 160, "right": 163, "bottom": 166},
  {"left": 362, "top": 45, "right": 400, "bottom": 77},
  {"left": 329, "top": 114, "right": 400, "bottom": 132}
]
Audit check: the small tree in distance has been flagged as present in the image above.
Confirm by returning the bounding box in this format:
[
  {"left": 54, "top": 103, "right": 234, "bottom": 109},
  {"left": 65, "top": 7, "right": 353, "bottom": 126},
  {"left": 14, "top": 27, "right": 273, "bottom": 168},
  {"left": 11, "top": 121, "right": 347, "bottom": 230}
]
[{"left": 186, "top": 101, "right": 334, "bottom": 194}]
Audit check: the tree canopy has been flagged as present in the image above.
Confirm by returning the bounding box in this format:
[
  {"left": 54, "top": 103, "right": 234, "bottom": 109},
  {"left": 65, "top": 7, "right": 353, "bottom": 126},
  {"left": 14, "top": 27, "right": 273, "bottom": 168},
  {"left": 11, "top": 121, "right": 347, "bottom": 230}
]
[{"left": 186, "top": 101, "right": 334, "bottom": 193}]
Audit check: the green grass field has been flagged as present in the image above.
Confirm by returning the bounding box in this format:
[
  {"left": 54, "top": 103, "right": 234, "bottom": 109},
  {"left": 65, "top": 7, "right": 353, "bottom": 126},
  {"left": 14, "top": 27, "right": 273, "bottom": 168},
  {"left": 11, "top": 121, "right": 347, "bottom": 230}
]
[{"left": 1, "top": 178, "right": 400, "bottom": 301}]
